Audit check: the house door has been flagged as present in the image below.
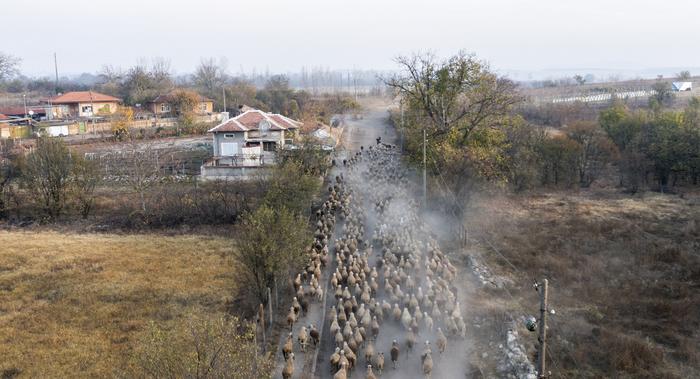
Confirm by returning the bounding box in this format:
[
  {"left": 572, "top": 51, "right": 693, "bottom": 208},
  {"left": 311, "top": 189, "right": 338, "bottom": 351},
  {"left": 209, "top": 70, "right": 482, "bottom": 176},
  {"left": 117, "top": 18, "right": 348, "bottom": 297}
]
[{"left": 221, "top": 142, "right": 239, "bottom": 156}]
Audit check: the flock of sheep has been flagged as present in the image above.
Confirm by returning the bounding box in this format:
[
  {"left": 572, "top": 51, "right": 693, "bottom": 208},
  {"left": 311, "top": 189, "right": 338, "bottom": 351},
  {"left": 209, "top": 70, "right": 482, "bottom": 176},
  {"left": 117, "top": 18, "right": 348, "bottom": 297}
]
[{"left": 282, "top": 143, "right": 465, "bottom": 379}]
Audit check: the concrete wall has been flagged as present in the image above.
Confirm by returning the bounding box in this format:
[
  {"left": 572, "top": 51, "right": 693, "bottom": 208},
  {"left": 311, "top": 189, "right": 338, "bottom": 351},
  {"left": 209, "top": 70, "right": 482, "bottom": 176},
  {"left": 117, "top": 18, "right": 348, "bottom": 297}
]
[
  {"left": 151, "top": 101, "right": 214, "bottom": 115},
  {"left": 200, "top": 165, "right": 270, "bottom": 181},
  {"left": 212, "top": 131, "right": 247, "bottom": 156}
]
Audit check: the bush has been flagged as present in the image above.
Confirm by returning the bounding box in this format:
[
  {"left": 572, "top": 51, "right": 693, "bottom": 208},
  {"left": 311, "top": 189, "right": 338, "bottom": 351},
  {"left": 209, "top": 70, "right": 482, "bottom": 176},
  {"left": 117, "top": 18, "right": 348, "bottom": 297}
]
[{"left": 131, "top": 314, "right": 274, "bottom": 379}]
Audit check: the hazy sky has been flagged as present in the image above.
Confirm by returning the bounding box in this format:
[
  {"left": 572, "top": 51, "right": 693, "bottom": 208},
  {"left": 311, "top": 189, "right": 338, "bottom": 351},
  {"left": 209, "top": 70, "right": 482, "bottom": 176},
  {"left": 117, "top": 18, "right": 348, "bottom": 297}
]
[{"left": 2, "top": 0, "right": 698, "bottom": 78}]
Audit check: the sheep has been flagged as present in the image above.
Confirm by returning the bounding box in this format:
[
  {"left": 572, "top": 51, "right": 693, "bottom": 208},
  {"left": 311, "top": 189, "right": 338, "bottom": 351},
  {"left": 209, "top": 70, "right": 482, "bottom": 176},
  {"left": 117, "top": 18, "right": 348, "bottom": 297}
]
[
  {"left": 424, "top": 312, "right": 434, "bottom": 332},
  {"left": 335, "top": 329, "right": 344, "bottom": 348},
  {"left": 334, "top": 361, "right": 348, "bottom": 379},
  {"left": 406, "top": 327, "right": 416, "bottom": 353},
  {"left": 436, "top": 327, "right": 447, "bottom": 354},
  {"left": 309, "top": 324, "right": 320, "bottom": 346},
  {"left": 392, "top": 303, "right": 402, "bottom": 322},
  {"left": 374, "top": 352, "right": 384, "bottom": 375},
  {"left": 343, "top": 341, "right": 357, "bottom": 370},
  {"left": 292, "top": 297, "right": 301, "bottom": 318},
  {"left": 300, "top": 296, "right": 309, "bottom": 316},
  {"left": 370, "top": 316, "right": 380, "bottom": 340},
  {"left": 422, "top": 350, "right": 433, "bottom": 378},
  {"left": 364, "top": 340, "right": 375, "bottom": 364},
  {"left": 401, "top": 307, "right": 412, "bottom": 330},
  {"left": 282, "top": 352, "right": 294, "bottom": 379},
  {"left": 390, "top": 340, "right": 400, "bottom": 369},
  {"left": 298, "top": 325, "right": 308, "bottom": 353},
  {"left": 365, "top": 364, "right": 377, "bottom": 379},
  {"left": 330, "top": 316, "right": 340, "bottom": 336},
  {"left": 330, "top": 347, "right": 341, "bottom": 373},
  {"left": 282, "top": 332, "right": 293, "bottom": 360},
  {"left": 287, "top": 307, "right": 296, "bottom": 330}
]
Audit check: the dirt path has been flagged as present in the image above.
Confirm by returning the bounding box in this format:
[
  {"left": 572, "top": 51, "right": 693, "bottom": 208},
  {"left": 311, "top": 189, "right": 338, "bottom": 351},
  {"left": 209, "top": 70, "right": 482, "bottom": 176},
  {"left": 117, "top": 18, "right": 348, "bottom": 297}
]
[{"left": 315, "top": 104, "right": 471, "bottom": 378}]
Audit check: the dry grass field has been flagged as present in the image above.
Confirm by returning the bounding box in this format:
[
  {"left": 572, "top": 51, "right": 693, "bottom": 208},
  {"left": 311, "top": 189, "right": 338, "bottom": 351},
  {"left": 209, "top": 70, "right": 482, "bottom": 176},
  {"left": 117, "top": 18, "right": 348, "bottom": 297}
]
[
  {"left": 464, "top": 190, "right": 700, "bottom": 378},
  {"left": 0, "top": 231, "right": 236, "bottom": 378}
]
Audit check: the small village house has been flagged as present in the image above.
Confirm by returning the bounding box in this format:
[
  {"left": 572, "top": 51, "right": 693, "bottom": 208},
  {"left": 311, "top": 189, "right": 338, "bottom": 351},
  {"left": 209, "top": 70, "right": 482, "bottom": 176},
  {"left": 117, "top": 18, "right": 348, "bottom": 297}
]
[
  {"left": 672, "top": 82, "right": 693, "bottom": 92},
  {"left": 201, "top": 108, "right": 301, "bottom": 180},
  {"left": 46, "top": 91, "right": 121, "bottom": 118},
  {"left": 148, "top": 91, "right": 214, "bottom": 116}
]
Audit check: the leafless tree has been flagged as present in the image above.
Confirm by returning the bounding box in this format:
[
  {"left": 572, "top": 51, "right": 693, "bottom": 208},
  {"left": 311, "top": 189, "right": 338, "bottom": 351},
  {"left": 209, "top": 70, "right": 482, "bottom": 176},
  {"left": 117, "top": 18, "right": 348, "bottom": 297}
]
[
  {"left": 194, "top": 57, "right": 227, "bottom": 96},
  {"left": 0, "top": 52, "right": 20, "bottom": 81},
  {"left": 114, "top": 132, "right": 169, "bottom": 213}
]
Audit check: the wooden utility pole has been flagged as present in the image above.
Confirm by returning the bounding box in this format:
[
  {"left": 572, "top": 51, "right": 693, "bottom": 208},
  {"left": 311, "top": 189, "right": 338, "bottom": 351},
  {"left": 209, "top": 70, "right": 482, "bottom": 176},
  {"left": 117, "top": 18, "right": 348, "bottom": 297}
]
[
  {"left": 259, "top": 303, "right": 266, "bottom": 344},
  {"left": 222, "top": 87, "right": 226, "bottom": 112},
  {"left": 422, "top": 128, "right": 427, "bottom": 205},
  {"left": 537, "top": 278, "right": 549, "bottom": 378},
  {"left": 267, "top": 287, "right": 273, "bottom": 327}
]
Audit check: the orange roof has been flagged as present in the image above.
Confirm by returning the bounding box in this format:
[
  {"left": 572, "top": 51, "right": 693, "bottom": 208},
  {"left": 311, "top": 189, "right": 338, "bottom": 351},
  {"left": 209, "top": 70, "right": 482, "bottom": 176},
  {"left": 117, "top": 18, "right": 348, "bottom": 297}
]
[
  {"left": 50, "top": 91, "right": 121, "bottom": 104},
  {"left": 209, "top": 109, "right": 302, "bottom": 133}
]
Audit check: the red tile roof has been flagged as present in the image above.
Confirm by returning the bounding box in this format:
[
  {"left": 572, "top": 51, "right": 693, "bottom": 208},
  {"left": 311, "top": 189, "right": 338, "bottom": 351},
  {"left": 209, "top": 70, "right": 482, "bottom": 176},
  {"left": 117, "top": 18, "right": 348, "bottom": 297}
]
[
  {"left": 209, "top": 109, "right": 302, "bottom": 133},
  {"left": 50, "top": 91, "right": 121, "bottom": 104}
]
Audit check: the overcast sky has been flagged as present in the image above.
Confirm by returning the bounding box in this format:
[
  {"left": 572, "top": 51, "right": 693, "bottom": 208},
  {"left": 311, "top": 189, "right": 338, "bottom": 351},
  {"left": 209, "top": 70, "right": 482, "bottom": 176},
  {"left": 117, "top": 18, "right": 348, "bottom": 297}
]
[{"left": 2, "top": 0, "right": 698, "bottom": 79}]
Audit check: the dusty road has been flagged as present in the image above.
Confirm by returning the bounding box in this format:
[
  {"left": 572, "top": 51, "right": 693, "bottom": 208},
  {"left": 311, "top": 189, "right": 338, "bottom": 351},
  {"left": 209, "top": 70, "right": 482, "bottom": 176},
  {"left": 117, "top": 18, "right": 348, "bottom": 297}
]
[{"left": 278, "top": 102, "right": 472, "bottom": 379}]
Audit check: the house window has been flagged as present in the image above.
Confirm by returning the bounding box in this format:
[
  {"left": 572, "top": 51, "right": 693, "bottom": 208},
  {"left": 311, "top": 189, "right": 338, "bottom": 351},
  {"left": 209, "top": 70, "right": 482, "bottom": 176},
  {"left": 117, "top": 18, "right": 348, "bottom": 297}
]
[
  {"left": 199, "top": 103, "right": 208, "bottom": 113},
  {"left": 263, "top": 141, "right": 277, "bottom": 152},
  {"left": 224, "top": 134, "right": 235, "bottom": 138},
  {"left": 161, "top": 104, "right": 171, "bottom": 113},
  {"left": 81, "top": 105, "right": 93, "bottom": 115}
]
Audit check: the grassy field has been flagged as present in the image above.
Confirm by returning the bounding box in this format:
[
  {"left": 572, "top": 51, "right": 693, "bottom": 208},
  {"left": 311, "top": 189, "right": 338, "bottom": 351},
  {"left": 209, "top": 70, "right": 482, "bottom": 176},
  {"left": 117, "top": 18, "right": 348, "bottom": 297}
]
[
  {"left": 464, "top": 190, "right": 700, "bottom": 378},
  {"left": 0, "top": 231, "right": 236, "bottom": 378}
]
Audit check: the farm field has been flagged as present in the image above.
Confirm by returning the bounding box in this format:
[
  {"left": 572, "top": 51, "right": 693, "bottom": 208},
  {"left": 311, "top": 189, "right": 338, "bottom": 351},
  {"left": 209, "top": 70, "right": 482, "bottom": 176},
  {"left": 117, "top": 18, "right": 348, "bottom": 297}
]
[
  {"left": 463, "top": 190, "right": 700, "bottom": 378},
  {"left": 0, "top": 231, "right": 236, "bottom": 378}
]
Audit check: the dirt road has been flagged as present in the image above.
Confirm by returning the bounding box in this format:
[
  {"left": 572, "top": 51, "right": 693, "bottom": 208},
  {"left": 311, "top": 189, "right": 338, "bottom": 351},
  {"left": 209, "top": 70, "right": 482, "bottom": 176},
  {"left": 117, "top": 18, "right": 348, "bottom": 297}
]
[{"left": 314, "top": 102, "right": 469, "bottom": 378}]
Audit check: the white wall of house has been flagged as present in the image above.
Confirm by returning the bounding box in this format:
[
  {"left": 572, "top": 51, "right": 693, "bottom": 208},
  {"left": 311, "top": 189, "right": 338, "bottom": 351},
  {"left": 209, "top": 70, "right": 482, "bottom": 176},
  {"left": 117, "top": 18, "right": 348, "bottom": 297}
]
[{"left": 212, "top": 129, "right": 290, "bottom": 156}]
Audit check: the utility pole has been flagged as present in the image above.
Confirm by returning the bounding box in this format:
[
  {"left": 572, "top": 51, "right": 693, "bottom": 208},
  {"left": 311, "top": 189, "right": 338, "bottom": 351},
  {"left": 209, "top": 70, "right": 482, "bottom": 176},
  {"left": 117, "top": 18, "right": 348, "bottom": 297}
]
[
  {"left": 400, "top": 100, "right": 404, "bottom": 153},
  {"left": 422, "top": 128, "right": 427, "bottom": 205},
  {"left": 222, "top": 87, "right": 226, "bottom": 112},
  {"left": 89, "top": 90, "right": 96, "bottom": 135},
  {"left": 537, "top": 278, "right": 549, "bottom": 378},
  {"left": 54, "top": 52, "right": 59, "bottom": 94}
]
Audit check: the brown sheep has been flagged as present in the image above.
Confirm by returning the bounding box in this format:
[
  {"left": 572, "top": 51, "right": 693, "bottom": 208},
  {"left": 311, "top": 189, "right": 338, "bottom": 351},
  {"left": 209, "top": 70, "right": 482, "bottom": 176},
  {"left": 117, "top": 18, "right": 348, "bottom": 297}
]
[
  {"left": 406, "top": 328, "right": 417, "bottom": 353},
  {"left": 422, "top": 351, "right": 433, "bottom": 378},
  {"left": 334, "top": 361, "right": 348, "bottom": 379},
  {"left": 436, "top": 327, "right": 447, "bottom": 354},
  {"left": 282, "top": 352, "right": 294, "bottom": 379},
  {"left": 374, "top": 352, "right": 384, "bottom": 375},
  {"left": 282, "top": 333, "right": 293, "bottom": 360},
  {"left": 330, "top": 347, "right": 341, "bottom": 373},
  {"left": 298, "top": 326, "right": 308, "bottom": 353},
  {"left": 287, "top": 307, "right": 296, "bottom": 330},
  {"left": 364, "top": 340, "right": 375, "bottom": 364}
]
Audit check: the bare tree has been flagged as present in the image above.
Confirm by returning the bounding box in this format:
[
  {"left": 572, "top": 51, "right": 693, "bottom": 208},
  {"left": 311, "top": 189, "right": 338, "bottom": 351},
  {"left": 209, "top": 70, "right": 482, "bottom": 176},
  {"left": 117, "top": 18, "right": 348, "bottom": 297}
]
[
  {"left": 70, "top": 154, "right": 101, "bottom": 219},
  {"left": 0, "top": 52, "right": 20, "bottom": 81},
  {"left": 114, "top": 133, "right": 168, "bottom": 214},
  {"left": 676, "top": 70, "right": 692, "bottom": 80},
  {"left": 194, "top": 58, "right": 226, "bottom": 96}
]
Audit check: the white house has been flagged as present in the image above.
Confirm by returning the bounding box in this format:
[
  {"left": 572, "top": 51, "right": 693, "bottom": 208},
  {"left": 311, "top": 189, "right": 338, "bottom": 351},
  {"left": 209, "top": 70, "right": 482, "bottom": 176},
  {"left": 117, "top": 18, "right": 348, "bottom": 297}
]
[
  {"left": 200, "top": 109, "right": 301, "bottom": 180},
  {"left": 672, "top": 82, "right": 692, "bottom": 92}
]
